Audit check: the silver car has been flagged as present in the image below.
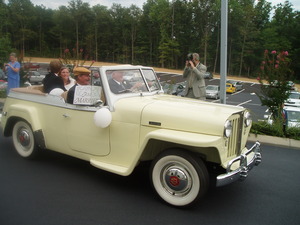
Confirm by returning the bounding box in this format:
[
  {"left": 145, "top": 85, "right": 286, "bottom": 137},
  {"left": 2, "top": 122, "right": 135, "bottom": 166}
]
[
  {"left": 285, "top": 91, "right": 300, "bottom": 108},
  {"left": 206, "top": 85, "right": 220, "bottom": 99}
]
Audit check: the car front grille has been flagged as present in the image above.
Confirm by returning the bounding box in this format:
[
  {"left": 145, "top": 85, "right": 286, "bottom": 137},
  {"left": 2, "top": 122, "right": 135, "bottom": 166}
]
[{"left": 227, "top": 113, "right": 243, "bottom": 157}]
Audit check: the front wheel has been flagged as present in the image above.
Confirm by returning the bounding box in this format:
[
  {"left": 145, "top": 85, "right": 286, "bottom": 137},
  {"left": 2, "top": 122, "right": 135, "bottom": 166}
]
[
  {"left": 12, "top": 121, "right": 39, "bottom": 159},
  {"left": 150, "top": 150, "right": 209, "bottom": 207}
]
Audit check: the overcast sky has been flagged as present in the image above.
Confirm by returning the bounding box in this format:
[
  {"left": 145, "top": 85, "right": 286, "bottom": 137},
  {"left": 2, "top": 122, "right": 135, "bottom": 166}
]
[{"left": 28, "top": 0, "right": 300, "bottom": 11}]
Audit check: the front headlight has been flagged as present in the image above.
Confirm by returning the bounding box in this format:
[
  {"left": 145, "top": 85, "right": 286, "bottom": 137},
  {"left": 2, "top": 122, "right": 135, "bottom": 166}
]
[
  {"left": 244, "top": 111, "right": 252, "bottom": 127},
  {"left": 224, "top": 120, "right": 232, "bottom": 138}
]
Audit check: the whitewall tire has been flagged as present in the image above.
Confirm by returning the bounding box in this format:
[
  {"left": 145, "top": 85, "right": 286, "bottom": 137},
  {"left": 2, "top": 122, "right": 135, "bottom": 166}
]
[
  {"left": 12, "top": 121, "right": 39, "bottom": 159},
  {"left": 150, "top": 150, "right": 209, "bottom": 207}
]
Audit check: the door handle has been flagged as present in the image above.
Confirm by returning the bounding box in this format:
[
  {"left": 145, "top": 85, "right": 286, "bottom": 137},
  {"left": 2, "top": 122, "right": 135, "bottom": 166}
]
[{"left": 63, "top": 113, "right": 70, "bottom": 118}]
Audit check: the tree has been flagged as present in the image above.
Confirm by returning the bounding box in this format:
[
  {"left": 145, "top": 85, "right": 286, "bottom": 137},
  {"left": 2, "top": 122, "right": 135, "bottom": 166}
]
[
  {"left": 7, "top": 0, "right": 36, "bottom": 57},
  {"left": 68, "top": 0, "right": 93, "bottom": 60},
  {"left": 257, "top": 50, "right": 293, "bottom": 128}
]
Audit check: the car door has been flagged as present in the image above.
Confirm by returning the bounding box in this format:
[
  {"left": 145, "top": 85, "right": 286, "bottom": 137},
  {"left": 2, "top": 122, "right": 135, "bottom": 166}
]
[{"left": 63, "top": 106, "right": 110, "bottom": 156}]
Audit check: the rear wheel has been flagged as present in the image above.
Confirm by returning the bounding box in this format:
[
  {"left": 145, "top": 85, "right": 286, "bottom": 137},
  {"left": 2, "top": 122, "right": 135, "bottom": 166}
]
[
  {"left": 12, "top": 121, "right": 39, "bottom": 159},
  {"left": 150, "top": 149, "right": 209, "bottom": 207}
]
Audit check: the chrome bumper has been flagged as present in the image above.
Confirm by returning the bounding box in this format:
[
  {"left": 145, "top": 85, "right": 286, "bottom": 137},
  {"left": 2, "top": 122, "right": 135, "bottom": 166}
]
[{"left": 216, "top": 141, "right": 262, "bottom": 187}]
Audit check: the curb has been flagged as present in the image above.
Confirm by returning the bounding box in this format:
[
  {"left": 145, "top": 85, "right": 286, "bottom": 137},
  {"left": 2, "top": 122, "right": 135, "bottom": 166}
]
[{"left": 248, "top": 133, "right": 300, "bottom": 149}]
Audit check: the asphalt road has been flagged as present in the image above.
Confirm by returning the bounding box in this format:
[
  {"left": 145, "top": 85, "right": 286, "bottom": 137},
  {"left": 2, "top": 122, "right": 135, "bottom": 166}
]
[{"left": 1, "top": 132, "right": 299, "bottom": 225}]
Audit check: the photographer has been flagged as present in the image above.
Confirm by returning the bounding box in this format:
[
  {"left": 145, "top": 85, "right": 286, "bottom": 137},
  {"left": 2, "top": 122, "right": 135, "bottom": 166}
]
[{"left": 182, "top": 53, "right": 207, "bottom": 100}]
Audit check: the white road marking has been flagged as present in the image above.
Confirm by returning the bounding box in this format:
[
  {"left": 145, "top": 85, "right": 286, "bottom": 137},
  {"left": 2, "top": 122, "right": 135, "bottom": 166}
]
[{"left": 237, "top": 100, "right": 252, "bottom": 106}]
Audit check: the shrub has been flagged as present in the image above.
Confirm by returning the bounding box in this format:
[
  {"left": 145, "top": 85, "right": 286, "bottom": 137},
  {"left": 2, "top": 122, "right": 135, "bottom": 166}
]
[
  {"left": 0, "top": 90, "right": 6, "bottom": 98},
  {"left": 251, "top": 121, "right": 300, "bottom": 140},
  {"left": 285, "top": 127, "right": 300, "bottom": 140}
]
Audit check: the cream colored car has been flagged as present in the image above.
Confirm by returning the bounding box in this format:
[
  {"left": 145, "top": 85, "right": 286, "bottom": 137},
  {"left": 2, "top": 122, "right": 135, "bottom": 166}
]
[{"left": 0, "top": 65, "right": 261, "bottom": 207}]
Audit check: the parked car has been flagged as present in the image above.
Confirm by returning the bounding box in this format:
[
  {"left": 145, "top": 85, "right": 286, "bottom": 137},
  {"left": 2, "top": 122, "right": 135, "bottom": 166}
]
[
  {"left": 265, "top": 106, "right": 300, "bottom": 128},
  {"left": 204, "top": 71, "right": 213, "bottom": 79},
  {"left": 270, "top": 80, "right": 296, "bottom": 90},
  {"left": 23, "top": 62, "right": 40, "bottom": 70},
  {"left": 0, "top": 65, "right": 261, "bottom": 207},
  {"left": 27, "top": 71, "right": 45, "bottom": 84},
  {"left": 226, "top": 83, "right": 236, "bottom": 93},
  {"left": 0, "top": 68, "right": 6, "bottom": 80},
  {"left": 0, "top": 80, "right": 8, "bottom": 91},
  {"left": 227, "top": 80, "right": 243, "bottom": 91},
  {"left": 206, "top": 85, "right": 220, "bottom": 99},
  {"left": 161, "top": 81, "right": 186, "bottom": 96},
  {"left": 284, "top": 91, "right": 300, "bottom": 108}
]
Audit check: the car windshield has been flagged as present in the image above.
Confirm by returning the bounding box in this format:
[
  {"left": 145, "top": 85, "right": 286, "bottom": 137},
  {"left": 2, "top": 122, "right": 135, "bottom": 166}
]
[
  {"left": 289, "top": 93, "right": 300, "bottom": 99},
  {"left": 106, "top": 69, "right": 160, "bottom": 94},
  {"left": 206, "top": 85, "right": 218, "bottom": 91},
  {"left": 286, "top": 110, "right": 300, "bottom": 122}
]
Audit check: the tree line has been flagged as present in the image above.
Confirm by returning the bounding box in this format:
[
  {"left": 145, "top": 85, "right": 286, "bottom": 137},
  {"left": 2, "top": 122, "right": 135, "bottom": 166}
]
[{"left": 0, "top": 0, "right": 299, "bottom": 80}]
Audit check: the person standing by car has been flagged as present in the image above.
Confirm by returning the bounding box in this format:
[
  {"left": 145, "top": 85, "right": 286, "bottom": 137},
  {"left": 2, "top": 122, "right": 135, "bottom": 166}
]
[
  {"left": 43, "top": 60, "right": 66, "bottom": 93},
  {"left": 58, "top": 67, "right": 76, "bottom": 90},
  {"left": 3, "top": 53, "right": 20, "bottom": 94},
  {"left": 182, "top": 53, "right": 207, "bottom": 100},
  {"left": 67, "top": 67, "right": 91, "bottom": 104}
]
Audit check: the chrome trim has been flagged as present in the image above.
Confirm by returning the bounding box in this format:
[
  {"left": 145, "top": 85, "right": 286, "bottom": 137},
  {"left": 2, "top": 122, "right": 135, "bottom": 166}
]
[{"left": 216, "top": 141, "right": 261, "bottom": 187}]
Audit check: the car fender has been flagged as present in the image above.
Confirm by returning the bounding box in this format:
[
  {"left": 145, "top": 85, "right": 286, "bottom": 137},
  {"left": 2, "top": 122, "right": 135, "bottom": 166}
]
[
  {"left": 139, "top": 128, "right": 223, "bottom": 163},
  {"left": 3, "top": 104, "right": 43, "bottom": 134}
]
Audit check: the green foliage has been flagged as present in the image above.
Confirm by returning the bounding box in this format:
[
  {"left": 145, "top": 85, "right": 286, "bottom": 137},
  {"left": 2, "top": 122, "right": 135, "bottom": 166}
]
[
  {"left": 0, "top": 90, "right": 6, "bottom": 98},
  {"left": 0, "top": 0, "right": 299, "bottom": 79},
  {"left": 0, "top": 35, "right": 13, "bottom": 65},
  {"left": 285, "top": 127, "right": 300, "bottom": 140},
  {"left": 251, "top": 120, "right": 300, "bottom": 140},
  {"left": 251, "top": 121, "right": 284, "bottom": 137},
  {"left": 257, "top": 50, "right": 293, "bottom": 121}
]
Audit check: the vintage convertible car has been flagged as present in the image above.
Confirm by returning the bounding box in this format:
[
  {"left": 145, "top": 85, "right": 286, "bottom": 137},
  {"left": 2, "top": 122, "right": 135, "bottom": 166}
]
[{"left": 0, "top": 65, "right": 261, "bottom": 207}]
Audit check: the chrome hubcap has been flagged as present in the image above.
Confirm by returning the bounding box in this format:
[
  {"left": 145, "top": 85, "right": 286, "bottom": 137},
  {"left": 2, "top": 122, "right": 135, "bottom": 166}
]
[
  {"left": 163, "top": 165, "right": 192, "bottom": 196},
  {"left": 18, "top": 129, "right": 30, "bottom": 148}
]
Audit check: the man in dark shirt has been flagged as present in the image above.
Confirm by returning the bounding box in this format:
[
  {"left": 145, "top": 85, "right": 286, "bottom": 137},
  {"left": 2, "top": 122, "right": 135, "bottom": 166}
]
[
  {"left": 43, "top": 60, "right": 66, "bottom": 93},
  {"left": 108, "top": 71, "right": 142, "bottom": 94}
]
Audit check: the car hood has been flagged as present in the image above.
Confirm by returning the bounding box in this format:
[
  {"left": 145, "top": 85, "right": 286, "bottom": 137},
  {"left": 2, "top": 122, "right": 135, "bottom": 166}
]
[{"left": 139, "top": 94, "right": 244, "bottom": 136}]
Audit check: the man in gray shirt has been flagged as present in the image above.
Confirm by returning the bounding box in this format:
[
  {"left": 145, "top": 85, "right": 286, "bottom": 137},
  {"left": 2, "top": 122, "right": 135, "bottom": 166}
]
[{"left": 183, "top": 53, "right": 207, "bottom": 100}]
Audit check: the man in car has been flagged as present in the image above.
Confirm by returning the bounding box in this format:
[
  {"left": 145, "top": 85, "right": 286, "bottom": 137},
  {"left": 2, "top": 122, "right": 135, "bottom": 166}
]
[
  {"left": 108, "top": 71, "right": 142, "bottom": 94},
  {"left": 66, "top": 67, "right": 91, "bottom": 104}
]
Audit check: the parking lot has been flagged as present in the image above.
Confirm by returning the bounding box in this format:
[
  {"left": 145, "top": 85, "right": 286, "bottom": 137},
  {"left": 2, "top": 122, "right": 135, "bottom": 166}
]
[{"left": 157, "top": 72, "right": 268, "bottom": 122}]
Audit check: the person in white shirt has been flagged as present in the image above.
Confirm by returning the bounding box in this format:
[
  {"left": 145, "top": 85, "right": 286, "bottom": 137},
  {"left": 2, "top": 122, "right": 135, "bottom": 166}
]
[{"left": 58, "top": 67, "right": 76, "bottom": 90}]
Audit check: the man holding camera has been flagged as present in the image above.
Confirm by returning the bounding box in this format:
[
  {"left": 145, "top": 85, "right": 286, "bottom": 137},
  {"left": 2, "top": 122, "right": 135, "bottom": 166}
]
[{"left": 183, "top": 53, "right": 207, "bottom": 100}]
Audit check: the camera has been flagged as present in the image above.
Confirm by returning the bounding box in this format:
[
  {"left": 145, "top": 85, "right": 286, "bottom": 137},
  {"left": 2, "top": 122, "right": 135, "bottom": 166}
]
[{"left": 186, "top": 53, "right": 193, "bottom": 61}]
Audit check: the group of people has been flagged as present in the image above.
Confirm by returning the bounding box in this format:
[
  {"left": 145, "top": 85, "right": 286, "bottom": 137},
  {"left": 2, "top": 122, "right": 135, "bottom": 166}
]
[
  {"left": 43, "top": 59, "right": 91, "bottom": 104},
  {"left": 3, "top": 51, "right": 207, "bottom": 101}
]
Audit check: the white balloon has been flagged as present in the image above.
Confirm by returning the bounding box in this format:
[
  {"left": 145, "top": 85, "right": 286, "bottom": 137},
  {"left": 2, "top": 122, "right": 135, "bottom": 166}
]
[
  {"left": 94, "top": 108, "right": 112, "bottom": 128},
  {"left": 49, "top": 88, "right": 64, "bottom": 96}
]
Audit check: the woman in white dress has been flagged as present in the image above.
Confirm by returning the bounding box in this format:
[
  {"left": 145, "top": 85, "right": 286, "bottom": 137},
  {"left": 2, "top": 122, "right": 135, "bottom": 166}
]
[{"left": 58, "top": 67, "right": 76, "bottom": 90}]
